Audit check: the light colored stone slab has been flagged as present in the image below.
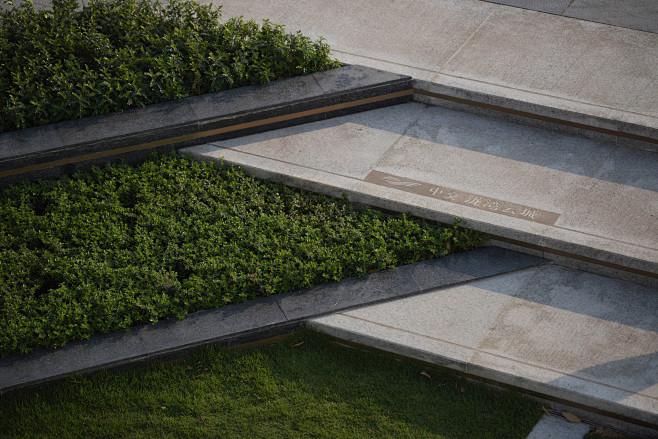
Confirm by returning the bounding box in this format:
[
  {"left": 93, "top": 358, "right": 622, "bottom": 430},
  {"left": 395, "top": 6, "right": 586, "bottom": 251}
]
[
  {"left": 308, "top": 313, "right": 475, "bottom": 365},
  {"left": 181, "top": 144, "right": 362, "bottom": 197},
  {"left": 441, "top": 7, "right": 658, "bottom": 116},
  {"left": 278, "top": 0, "right": 498, "bottom": 73},
  {"left": 430, "top": 72, "right": 658, "bottom": 132},
  {"left": 331, "top": 50, "right": 439, "bottom": 82},
  {"left": 564, "top": 0, "right": 658, "bottom": 34},
  {"left": 526, "top": 414, "right": 589, "bottom": 439},
  {"left": 373, "top": 116, "right": 589, "bottom": 213},
  {"left": 477, "top": 298, "right": 658, "bottom": 382},
  {"left": 625, "top": 74, "right": 658, "bottom": 121},
  {"left": 556, "top": 178, "right": 658, "bottom": 250},
  {"left": 342, "top": 268, "right": 536, "bottom": 348},
  {"left": 207, "top": 104, "right": 420, "bottom": 179},
  {"left": 311, "top": 266, "right": 658, "bottom": 424}
]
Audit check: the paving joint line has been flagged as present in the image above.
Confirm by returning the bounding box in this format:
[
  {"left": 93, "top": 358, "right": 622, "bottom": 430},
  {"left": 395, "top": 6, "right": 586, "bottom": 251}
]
[{"left": 437, "top": 5, "right": 500, "bottom": 72}]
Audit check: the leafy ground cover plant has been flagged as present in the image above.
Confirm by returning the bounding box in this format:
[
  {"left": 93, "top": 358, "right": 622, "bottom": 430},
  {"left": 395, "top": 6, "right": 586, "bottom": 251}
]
[
  {"left": 0, "top": 331, "right": 542, "bottom": 438},
  {"left": 0, "top": 0, "right": 340, "bottom": 133},
  {"left": 0, "top": 153, "right": 489, "bottom": 356}
]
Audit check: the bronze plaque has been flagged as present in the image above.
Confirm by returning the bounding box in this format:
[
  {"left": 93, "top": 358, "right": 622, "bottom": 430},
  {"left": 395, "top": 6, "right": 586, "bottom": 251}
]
[{"left": 365, "top": 170, "right": 560, "bottom": 226}]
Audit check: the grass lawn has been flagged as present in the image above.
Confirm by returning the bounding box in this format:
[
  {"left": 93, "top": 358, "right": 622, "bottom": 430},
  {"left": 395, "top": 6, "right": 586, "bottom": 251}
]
[
  {"left": 0, "top": 330, "right": 543, "bottom": 438},
  {"left": 0, "top": 153, "right": 488, "bottom": 357}
]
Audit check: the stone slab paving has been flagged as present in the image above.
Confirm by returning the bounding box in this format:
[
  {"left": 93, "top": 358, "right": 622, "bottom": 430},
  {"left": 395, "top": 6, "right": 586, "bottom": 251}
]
[
  {"left": 182, "top": 102, "right": 658, "bottom": 282},
  {"left": 216, "top": 0, "right": 658, "bottom": 132},
  {"left": 0, "top": 246, "right": 547, "bottom": 394},
  {"left": 309, "top": 265, "right": 658, "bottom": 426},
  {"left": 525, "top": 414, "right": 590, "bottom": 439},
  {"left": 482, "top": 0, "right": 658, "bottom": 33}
]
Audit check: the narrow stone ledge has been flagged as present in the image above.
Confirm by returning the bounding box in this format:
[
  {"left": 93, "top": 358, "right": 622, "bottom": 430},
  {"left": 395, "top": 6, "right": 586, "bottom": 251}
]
[
  {"left": 413, "top": 79, "right": 658, "bottom": 153},
  {"left": 0, "top": 65, "right": 412, "bottom": 186}
]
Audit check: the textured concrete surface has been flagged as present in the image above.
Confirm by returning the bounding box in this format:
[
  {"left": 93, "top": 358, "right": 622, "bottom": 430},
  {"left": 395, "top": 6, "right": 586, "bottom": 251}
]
[
  {"left": 310, "top": 265, "right": 658, "bottom": 425},
  {"left": 563, "top": 0, "right": 658, "bottom": 34},
  {"left": 482, "top": 0, "right": 658, "bottom": 33},
  {"left": 184, "top": 101, "right": 658, "bottom": 280},
  {"left": 525, "top": 414, "right": 589, "bottom": 439}
]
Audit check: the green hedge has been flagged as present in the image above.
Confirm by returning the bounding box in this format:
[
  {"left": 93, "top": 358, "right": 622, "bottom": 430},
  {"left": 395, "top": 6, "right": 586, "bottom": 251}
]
[
  {"left": 0, "top": 154, "right": 489, "bottom": 356},
  {"left": 0, "top": 0, "right": 340, "bottom": 133}
]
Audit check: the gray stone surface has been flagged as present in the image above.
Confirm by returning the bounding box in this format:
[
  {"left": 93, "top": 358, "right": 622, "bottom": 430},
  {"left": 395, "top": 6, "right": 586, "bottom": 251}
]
[
  {"left": 412, "top": 78, "right": 658, "bottom": 153},
  {"left": 592, "top": 147, "right": 658, "bottom": 192},
  {"left": 481, "top": 0, "right": 658, "bottom": 34},
  {"left": 483, "top": 0, "right": 571, "bottom": 14},
  {"left": 441, "top": 7, "right": 658, "bottom": 115},
  {"left": 280, "top": 0, "right": 499, "bottom": 73},
  {"left": 312, "top": 64, "right": 412, "bottom": 95},
  {"left": 564, "top": 0, "right": 658, "bottom": 33},
  {"left": 0, "top": 124, "right": 65, "bottom": 163},
  {"left": 525, "top": 414, "right": 589, "bottom": 439},
  {"left": 56, "top": 100, "right": 198, "bottom": 149},
  {"left": 0, "top": 296, "right": 288, "bottom": 393},
  {"left": 434, "top": 246, "right": 549, "bottom": 277},
  {"left": 189, "top": 65, "right": 411, "bottom": 124},
  {"left": 311, "top": 265, "right": 658, "bottom": 425},
  {"left": 210, "top": 104, "right": 419, "bottom": 179},
  {"left": 392, "top": 102, "right": 616, "bottom": 177}
]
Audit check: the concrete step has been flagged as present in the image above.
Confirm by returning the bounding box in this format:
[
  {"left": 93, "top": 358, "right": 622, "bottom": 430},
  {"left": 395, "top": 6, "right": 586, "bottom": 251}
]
[
  {"left": 308, "top": 265, "right": 658, "bottom": 432},
  {"left": 181, "top": 99, "right": 658, "bottom": 287}
]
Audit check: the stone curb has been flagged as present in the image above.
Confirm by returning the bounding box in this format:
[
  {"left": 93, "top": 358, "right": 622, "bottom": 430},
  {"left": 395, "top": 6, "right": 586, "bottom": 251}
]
[
  {"left": 413, "top": 79, "right": 658, "bottom": 153},
  {"left": 0, "top": 246, "right": 548, "bottom": 395},
  {"left": 0, "top": 65, "right": 412, "bottom": 186}
]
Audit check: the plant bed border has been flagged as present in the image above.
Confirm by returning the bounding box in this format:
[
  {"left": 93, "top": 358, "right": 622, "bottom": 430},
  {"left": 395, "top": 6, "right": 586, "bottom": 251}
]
[
  {"left": 0, "top": 246, "right": 548, "bottom": 395},
  {"left": 0, "top": 64, "right": 412, "bottom": 186}
]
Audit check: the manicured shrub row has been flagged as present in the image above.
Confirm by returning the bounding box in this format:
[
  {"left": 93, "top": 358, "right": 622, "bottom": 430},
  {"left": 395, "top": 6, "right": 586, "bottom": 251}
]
[
  {"left": 0, "top": 0, "right": 340, "bottom": 133},
  {"left": 0, "top": 154, "right": 489, "bottom": 356}
]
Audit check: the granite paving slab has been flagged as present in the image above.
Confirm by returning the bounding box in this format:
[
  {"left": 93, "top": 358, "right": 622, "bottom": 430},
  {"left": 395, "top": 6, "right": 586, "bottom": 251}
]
[
  {"left": 309, "top": 265, "right": 658, "bottom": 427},
  {"left": 563, "top": 0, "right": 658, "bottom": 34}
]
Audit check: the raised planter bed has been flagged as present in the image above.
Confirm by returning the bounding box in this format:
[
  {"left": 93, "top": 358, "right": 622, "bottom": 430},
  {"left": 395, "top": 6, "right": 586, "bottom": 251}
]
[{"left": 0, "top": 65, "right": 412, "bottom": 186}]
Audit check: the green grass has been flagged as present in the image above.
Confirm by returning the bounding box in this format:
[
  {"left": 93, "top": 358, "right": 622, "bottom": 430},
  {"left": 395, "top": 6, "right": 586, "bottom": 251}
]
[
  {"left": 0, "top": 153, "right": 489, "bottom": 357},
  {"left": 0, "top": 330, "right": 543, "bottom": 438}
]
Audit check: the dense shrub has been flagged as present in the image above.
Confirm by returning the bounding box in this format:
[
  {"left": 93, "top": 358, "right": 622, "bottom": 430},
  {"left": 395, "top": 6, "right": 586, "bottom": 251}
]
[
  {"left": 0, "top": 0, "right": 340, "bottom": 133},
  {"left": 0, "top": 154, "right": 489, "bottom": 356}
]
